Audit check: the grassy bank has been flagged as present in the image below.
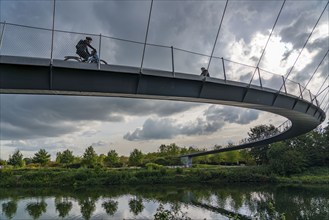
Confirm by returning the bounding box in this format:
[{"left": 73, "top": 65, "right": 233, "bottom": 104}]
[{"left": 0, "top": 166, "right": 328, "bottom": 187}]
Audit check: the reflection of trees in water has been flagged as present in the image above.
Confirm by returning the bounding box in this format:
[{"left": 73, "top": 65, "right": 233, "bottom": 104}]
[
  {"left": 55, "top": 196, "right": 72, "bottom": 218},
  {"left": 25, "top": 200, "right": 47, "bottom": 220},
  {"left": 102, "top": 199, "right": 118, "bottom": 216},
  {"left": 2, "top": 200, "right": 17, "bottom": 219},
  {"left": 229, "top": 191, "right": 245, "bottom": 211},
  {"left": 78, "top": 197, "right": 96, "bottom": 220},
  {"left": 154, "top": 203, "right": 191, "bottom": 220},
  {"left": 272, "top": 186, "right": 329, "bottom": 220},
  {"left": 247, "top": 186, "right": 329, "bottom": 219},
  {"left": 249, "top": 191, "right": 274, "bottom": 218},
  {"left": 1, "top": 184, "right": 328, "bottom": 219},
  {"left": 215, "top": 190, "right": 230, "bottom": 208},
  {"left": 190, "top": 188, "right": 213, "bottom": 203},
  {"left": 129, "top": 197, "right": 144, "bottom": 216}
]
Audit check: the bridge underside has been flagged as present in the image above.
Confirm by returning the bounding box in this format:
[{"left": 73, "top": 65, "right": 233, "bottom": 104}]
[{"left": 0, "top": 56, "right": 326, "bottom": 155}]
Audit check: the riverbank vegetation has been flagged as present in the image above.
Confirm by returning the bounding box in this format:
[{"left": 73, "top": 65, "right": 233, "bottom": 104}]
[{"left": 0, "top": 123, "right": 328, "bottom": 187}]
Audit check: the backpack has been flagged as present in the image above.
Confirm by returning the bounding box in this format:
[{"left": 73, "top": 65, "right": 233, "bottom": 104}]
[{"left": 76, "top": 40, "right": 85, "bottom": 50}]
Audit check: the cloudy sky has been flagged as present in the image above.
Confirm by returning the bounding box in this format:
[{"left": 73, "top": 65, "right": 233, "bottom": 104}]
[{"left": 0, "top": 0, "right": 328, "bottom": 160}]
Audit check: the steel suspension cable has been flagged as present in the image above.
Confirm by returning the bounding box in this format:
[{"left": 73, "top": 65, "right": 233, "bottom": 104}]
[
  {"left": 284, "top": 1, "right": 329, "bottom": 81},
  {"left": 324, "top": 101, "right": 329, "bottom": 113},
  {"left": 207, "top": 0, "right": 229, "bottom": 70},
  {"left": 316, "top": 74, "right": 329, "bottom": 96},
  {"left": 319, "top": 89, "right": 329, "bottom": 107},
  {"left": 249, "top": 0, "right": 286, "bottom": 84},
  {"left": 317, "top": 85, "right": 329, "bottom": 98},
  {"left": 303, "top": 49, "right": 329, "bottom": 92},
  {"left": 140, "top": 0, "right": 154, "bottom": 70}
]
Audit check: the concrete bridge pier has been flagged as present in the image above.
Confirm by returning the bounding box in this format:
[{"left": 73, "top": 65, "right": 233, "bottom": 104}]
[{"left": 181, "top": 156, "right": 193, "bottom": 167}]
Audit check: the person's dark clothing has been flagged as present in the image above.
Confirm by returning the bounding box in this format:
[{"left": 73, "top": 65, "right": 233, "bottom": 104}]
[
  {"left": 201, "top": 69, "right": 210, "bottom": 77},
  {"left": 76, "top": 39, "right": 96, "bottom": 61}
]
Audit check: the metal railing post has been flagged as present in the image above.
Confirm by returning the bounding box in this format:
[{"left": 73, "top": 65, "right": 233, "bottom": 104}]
[
  {"left": 257, "top": 67, "right": 262, "bottom": 88},
  {"left": 98, "top": 33, "right": 102, "bottom": 70},
  {"left": 50, "top": 0, "right": 56, "bottom": 64},
  {"left": 315, "top": 98, "right": 320, "bottom": 107},
  {"left": 221, "top": 57, "right": 226, "bottom": 82},
  {"left": 0, "top": 21, "right": 6, "bottom": 54},
  {"left": 308, "top": 89, "right": 312, "bottom": 103},
  {"left": 281, "top": 76, "right": 287, "bottom": 94},
  {"left": 171, "top": 46, "right": 175, "bottom": 77},
  {"left": 298, "top": 83, "right": 303, "bottom": 99}
]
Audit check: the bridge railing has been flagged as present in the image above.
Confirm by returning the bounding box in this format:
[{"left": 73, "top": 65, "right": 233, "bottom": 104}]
[{"left": 0, "top": 21, "right": 323, "bottom": 109}]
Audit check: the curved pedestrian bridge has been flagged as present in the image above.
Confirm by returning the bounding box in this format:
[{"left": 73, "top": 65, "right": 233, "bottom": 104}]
[{"left": 0, "top": 55, "right": 326, "bottom": 155}]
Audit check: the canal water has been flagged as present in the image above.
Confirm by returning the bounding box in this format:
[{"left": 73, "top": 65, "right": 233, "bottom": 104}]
[{"left": 0, "top": 183, "right": 328, "bottom": 219}]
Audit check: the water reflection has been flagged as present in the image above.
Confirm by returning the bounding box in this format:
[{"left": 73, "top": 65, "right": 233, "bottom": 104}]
[
  {"left": 25, "top": 200, "right": 47, "bottom": 220},
  {"left": 2, "top": 201, "right": 17, "bottom": 219},
  {"left": 78, "top": 197, "right": 96, "bottom": 220},
  {"left": 0, "top": 184, "right": 328, "bottom": 219},
  {"left": 128, "top": 197, "right": 144, "bottom": 216},
  {"left": 101, "top": 199, "right": 118, "bottom": 216},
  {"left": 55, "top": 197, "right": 72, "bottom": 218}
]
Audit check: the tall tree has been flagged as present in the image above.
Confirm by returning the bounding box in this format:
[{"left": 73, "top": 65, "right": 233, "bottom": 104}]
[
  {"left": 267, "top": 142, "right": 307, "bottom": 175},
  {"left": 56, "top": 149, "right": 75, "bottom": 165},
  {"left": 129, "top": 149, "right": 143, "bottom": 166},
  {"left": 159, "top": 143, "right": 180, "bottom": 156},
  {"left": 248, "top": 124, "right": 278, "bottom": 165},
  {"left": 105, "top": 150, "right": 120, "bottom": 167},
  {"left": 8, "top": 150, "right": 24, "bottom": 167},
  {"left": 82, "top": 146, "right": 98, "bottom": 167},
  {"left": 32, "top": 149, "right": 51, "bottom": 166}
]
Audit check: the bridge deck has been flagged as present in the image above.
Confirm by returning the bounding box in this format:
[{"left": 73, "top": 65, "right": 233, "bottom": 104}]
[{"left": 0, "top": 55, "right": 326, "bottom": 155}]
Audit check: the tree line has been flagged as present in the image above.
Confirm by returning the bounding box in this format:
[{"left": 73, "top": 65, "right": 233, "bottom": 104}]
[{"left": 1, "top": 123, "right": 328, "bottom": 175}]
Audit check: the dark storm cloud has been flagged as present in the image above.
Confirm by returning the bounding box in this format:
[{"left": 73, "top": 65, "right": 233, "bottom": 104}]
[
  {"left": 123, "top": 105, "right": 259, "bottom": 141},
  {"left": 279, "top": 0, "right": 328, "bottom": 44},
  {"left": 0, "top": 95, "right": 199, "bottom": 140}
]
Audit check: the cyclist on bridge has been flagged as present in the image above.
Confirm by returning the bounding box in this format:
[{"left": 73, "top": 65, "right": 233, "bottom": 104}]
[{"left": 76, "top": 37, "right": 97, "bottom": 62}]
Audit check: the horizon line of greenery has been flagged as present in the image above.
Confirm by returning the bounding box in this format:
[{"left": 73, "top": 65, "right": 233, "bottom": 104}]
[{"left": 1, "top": 123, "right": 328, "bottom": 178}]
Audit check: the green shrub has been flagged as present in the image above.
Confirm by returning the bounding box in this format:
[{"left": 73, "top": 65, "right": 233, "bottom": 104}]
[
  {"left": 176, "top": 167, "right": 184, "bottom": 174},
  {"left": 145, "top": 163, "right": 163, "bottom": 171}
]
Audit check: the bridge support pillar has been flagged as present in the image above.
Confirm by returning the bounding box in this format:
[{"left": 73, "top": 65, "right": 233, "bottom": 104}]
[{"left": 181, "top": 156, "right": 193, "bottom": 167}]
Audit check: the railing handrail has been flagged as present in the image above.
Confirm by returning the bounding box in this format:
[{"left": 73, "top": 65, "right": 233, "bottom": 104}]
[{"left": 0, "top": 20, "right": 324, "bottom": 107}]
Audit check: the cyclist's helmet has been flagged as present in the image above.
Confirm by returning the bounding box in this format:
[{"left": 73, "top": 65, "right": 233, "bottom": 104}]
[{"left": 86, "top": 37, "right": 92, "bottom": 41}]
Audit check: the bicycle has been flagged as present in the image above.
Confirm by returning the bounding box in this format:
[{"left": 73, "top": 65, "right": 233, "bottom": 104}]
[{"left": 64, "top": 50, "right": 108, "bottom": 64}]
